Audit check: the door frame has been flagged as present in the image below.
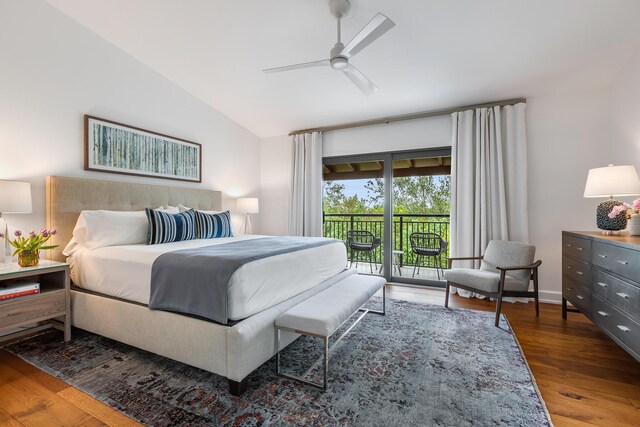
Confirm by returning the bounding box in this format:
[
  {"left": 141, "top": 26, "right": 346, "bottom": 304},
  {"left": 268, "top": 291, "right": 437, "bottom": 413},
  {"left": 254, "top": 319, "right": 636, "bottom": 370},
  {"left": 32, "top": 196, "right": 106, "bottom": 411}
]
[{"left": 323, "top": 146, "right": 452, "bottom": 286}]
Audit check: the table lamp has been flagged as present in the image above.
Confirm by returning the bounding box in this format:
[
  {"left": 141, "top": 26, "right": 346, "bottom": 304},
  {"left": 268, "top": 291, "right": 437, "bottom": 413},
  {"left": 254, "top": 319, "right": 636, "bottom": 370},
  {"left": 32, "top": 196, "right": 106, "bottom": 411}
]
[
  {"left": 237, "top": 197, "right": 259, "bottom": 235},
  {"left": 0, "top": 181, "right": 33, "bottom": 263},
  {"left": 583, "top": 165, "right": 640, "bottom": 234}
]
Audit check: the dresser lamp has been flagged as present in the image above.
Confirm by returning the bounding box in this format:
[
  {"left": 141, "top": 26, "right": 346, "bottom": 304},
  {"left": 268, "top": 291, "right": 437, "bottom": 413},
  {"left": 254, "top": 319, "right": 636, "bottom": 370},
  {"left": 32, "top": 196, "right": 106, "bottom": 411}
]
[
  {"left": 0, "top": 181, "right": 33, "bottom": 264},
  {"left": 237, "top": 197, "right": 259, "bottom": 235},
  {"left": 583, "top": 165, "right": 640, "bottom": 234}
]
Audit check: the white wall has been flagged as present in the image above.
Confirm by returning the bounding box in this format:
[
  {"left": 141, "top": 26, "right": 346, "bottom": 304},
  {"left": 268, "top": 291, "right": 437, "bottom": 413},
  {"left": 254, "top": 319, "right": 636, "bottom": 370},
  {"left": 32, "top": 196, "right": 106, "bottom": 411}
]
[
  {"left": 526, "top": 90, "right": 611, "bottom": 302},
  {"left": 0, "top": 0, "right": 260, "bottom": 237},
  {"left": 260, "top": 135, "right": 291, "bottom": 236},
  {"left": 609, "top": 50, "right": 640, "bottom": 166}
]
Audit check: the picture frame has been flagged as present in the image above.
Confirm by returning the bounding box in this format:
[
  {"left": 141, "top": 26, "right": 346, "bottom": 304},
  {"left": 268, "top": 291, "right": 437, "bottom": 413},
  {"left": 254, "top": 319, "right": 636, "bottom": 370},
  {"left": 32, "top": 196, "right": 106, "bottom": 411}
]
[{"left": 84, "top": 115, "right": 202, "bottom": 183}]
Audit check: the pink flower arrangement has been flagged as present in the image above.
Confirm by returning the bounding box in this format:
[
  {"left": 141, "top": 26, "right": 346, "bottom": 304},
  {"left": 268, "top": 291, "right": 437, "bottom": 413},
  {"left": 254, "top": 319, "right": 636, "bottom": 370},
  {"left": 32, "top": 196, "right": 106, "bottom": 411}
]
[
  {"left": 0, "top": 228, "right": 58, "bottom": 256},
  {"left": 608, "top": 198, "right": 640, "bottom": 218}
]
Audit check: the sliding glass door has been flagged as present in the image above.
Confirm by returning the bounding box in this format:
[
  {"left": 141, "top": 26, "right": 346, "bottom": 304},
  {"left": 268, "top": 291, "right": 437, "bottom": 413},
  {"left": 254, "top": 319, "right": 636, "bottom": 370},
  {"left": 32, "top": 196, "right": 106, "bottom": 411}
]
[{"left": 323, "top": 147, "right": 451, "bottom": 286}]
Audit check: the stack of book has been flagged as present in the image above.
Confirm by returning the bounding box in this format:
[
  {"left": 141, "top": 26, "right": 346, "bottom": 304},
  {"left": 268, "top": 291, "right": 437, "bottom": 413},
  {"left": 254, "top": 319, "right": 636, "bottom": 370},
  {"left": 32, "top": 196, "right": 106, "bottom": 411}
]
[{"left": 0, "top": 280, "right": 40, "bottom": 301}]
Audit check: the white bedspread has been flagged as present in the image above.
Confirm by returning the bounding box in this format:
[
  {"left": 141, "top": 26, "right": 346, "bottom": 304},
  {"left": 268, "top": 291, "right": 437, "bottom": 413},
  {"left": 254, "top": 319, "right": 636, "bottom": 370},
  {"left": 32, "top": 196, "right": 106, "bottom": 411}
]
[{"left": 68, "top": 235, "right": 347, "bottom": 320}]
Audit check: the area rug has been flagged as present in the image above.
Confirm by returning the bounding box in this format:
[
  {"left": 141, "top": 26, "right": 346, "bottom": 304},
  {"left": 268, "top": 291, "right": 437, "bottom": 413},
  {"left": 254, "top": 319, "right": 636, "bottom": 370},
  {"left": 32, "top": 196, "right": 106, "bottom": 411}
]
[{"left": 3, "top": 299, "right": 551, "bottom": 426}]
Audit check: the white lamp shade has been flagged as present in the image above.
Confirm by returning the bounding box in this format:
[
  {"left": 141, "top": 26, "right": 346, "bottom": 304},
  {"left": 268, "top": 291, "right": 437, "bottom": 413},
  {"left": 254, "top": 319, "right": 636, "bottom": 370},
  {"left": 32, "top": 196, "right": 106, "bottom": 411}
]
[
  {"left": 237, "top": 197, "right": 259, "bottom": 214},
  {"left": 0, "top": 181, "right": 32, "bottom": 213},
  {"left": 583, "top": 165, "right": 640, "bottom": 198}
]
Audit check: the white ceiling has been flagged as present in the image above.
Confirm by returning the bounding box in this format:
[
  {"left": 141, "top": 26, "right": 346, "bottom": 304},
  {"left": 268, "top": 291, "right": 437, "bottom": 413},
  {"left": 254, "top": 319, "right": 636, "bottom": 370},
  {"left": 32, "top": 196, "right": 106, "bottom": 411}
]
[{"left": 46, "top": 0, "right": 640, "bottom": 137}]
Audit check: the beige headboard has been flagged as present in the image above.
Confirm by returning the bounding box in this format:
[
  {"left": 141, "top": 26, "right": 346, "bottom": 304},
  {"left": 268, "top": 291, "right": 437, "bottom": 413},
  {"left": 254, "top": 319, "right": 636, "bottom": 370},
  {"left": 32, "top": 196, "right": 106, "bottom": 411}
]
[{"left": 46, "top": 176, "right": 223, "bottom": 262}]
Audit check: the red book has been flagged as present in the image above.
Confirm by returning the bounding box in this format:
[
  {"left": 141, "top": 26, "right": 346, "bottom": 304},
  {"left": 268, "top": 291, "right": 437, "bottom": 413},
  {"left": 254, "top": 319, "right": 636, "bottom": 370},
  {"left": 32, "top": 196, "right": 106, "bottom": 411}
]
[{"left": 0, "top": 288, "right": 39, "bottom": 301}]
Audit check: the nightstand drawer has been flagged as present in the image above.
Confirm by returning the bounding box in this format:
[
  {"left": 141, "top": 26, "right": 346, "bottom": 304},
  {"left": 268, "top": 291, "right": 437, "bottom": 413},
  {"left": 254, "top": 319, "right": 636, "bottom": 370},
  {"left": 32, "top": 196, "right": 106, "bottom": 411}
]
[
  {"left": 562, "top": 256, "right": 591, "bottom": 288},
  {"left": 0, "top": 290, "right": 66, "bottom": 329},
  {"left": 562, "top": 234, "right": 591, "bottom": 262}
]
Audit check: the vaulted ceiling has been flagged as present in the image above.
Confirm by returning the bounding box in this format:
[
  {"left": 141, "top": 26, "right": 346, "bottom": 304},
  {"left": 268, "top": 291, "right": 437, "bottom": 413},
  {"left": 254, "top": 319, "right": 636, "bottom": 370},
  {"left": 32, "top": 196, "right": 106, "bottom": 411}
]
[{"left": 46, "top": 0, "right": 640, "bottom": 137}]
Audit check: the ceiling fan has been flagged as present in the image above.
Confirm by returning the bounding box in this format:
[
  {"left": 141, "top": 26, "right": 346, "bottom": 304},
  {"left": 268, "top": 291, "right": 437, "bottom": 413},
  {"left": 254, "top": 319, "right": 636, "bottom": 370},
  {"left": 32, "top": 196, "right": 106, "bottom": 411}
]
[{"left": 263, "top": 0, "right": 395, "bottom": 96}]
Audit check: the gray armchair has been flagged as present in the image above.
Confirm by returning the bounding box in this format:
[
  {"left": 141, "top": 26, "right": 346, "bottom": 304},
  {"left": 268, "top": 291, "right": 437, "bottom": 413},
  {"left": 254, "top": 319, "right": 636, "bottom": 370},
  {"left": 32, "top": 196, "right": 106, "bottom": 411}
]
[{"left": 444, "top": 240, "right": 542, "bottom": 327}]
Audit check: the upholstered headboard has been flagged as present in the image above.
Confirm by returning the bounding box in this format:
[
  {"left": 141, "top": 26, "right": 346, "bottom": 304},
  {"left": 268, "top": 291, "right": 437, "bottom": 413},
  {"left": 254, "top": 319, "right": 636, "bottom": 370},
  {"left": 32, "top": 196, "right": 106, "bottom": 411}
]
[{"left": 45, "top": 176, "right": 223, "bottom": 262}]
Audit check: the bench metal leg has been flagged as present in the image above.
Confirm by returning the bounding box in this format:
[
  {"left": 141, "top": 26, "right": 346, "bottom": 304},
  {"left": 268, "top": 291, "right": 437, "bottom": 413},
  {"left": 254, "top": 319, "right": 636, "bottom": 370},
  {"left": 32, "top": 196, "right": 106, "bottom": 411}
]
[{"left": 275, "top": 289, "right": 385, "bottom": 391}]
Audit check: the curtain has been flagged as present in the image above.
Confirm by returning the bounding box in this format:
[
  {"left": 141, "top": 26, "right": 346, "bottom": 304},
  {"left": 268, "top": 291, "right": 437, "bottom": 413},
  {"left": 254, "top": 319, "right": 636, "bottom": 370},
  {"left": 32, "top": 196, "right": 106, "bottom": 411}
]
[
  {"left": 288, "top": 132, "right": 323, "bottom": 237},
  {"left": 450, "top": 103, "right": 529, "bottom": 298}
]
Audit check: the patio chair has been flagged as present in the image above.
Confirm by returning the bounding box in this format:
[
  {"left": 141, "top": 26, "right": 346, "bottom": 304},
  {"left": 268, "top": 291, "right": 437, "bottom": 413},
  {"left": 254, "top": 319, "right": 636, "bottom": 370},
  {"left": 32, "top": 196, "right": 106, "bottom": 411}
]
[
  {"left": 444, "top": 240, "right": 542, "bottom": 327},
  {"left": 409, "top": 232, "right": 448, "bottom": 279},
  {"left": 346, "top": 230, "right": 381, "bottom": 274}
]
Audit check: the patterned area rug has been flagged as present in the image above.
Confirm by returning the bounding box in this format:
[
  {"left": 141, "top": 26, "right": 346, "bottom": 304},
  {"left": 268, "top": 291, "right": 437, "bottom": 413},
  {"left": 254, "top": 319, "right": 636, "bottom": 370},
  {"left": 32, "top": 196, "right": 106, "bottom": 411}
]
[{"left": 4, "top": 299, "right": 551, "bottom": 426}]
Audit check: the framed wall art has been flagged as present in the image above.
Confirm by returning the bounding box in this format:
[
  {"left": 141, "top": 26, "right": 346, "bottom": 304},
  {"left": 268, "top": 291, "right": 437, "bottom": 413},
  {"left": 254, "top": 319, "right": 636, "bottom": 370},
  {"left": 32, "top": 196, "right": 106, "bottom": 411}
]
[{"left": 84, "top": 115, "right": 202, "bottom": 183}]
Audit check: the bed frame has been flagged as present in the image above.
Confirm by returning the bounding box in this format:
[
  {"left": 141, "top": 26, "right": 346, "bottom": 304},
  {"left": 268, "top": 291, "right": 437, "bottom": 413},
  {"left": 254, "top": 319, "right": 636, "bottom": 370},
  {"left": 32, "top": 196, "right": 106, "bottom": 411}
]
[{"left": 45, "top": 176, "right": 346, "bottom": 395}]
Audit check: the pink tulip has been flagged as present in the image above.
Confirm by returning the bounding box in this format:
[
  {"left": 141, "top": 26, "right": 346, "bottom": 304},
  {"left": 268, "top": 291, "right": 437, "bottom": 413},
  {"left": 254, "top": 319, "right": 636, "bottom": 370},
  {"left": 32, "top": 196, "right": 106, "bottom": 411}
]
[
  {"left": 14, "top": 230, "right": 22, "bottom": 237},
  {"left": 633, "top": 198, "right": 640, "bottom": 211},
  {"left": 0, "top": 232, "right": 4, "bottom": 238},
  {"left": 28, "top": 230, "right": 36, "bottom": 238},
  {"left": 42, "top": 230, "right": 49, "bottom": 237},
  {"left": 49, "top": 229, "right": 57, "bottom": 235}
]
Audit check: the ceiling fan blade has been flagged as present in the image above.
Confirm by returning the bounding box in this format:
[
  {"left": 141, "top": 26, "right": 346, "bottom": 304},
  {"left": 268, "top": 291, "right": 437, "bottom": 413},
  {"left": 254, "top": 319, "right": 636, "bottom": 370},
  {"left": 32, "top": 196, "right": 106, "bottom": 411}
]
[
  {"left": 340, "top": 13, "right": 395, "bottom": 58},
  {"left": 262, "top": 59, "right": 330, "bottom": 73},
  {"left": 342, "top": 64, "right": 378, "bottom": 96}
]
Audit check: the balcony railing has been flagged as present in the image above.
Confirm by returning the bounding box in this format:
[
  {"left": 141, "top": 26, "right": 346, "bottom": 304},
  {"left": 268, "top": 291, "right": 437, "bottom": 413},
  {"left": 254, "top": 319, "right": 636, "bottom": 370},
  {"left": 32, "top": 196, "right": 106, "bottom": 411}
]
[{"left": 323, "top": 212, "right": 451, "bottom": 269}]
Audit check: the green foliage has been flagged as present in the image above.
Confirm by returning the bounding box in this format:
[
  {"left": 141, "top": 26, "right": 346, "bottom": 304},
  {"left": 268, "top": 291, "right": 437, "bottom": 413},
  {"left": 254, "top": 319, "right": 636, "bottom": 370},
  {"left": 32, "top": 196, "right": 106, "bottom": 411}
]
[{"left": 323, "top": 175, "right": 451, "bottom": 215}]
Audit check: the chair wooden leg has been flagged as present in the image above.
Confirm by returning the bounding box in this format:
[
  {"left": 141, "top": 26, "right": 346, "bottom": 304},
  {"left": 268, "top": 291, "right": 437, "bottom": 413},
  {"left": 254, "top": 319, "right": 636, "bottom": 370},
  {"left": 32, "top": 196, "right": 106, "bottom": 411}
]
[
  {"left": 444, "top": 281, "right": 450, "bottom": 308},
  {"left": 495, "top": 293, "right": 504, "bottom": 327}
]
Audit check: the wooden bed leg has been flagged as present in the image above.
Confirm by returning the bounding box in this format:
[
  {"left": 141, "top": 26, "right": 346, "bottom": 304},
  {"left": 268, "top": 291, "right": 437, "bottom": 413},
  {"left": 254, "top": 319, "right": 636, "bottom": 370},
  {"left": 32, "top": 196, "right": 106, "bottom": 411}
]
[{"left": 228, "top": 378, "right": 248, "bottom": 396}]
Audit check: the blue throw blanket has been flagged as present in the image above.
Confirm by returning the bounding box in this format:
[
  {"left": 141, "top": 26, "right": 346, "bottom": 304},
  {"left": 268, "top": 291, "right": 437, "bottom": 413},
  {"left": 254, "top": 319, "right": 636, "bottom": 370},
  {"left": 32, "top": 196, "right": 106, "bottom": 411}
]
[{"left": 149, "top": 236, "right": 340, "bottom": 324}]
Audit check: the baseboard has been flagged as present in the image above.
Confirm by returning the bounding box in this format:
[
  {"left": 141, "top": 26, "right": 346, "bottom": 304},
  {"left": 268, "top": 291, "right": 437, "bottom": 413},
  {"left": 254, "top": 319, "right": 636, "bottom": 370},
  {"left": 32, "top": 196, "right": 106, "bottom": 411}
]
[{"left": 388, "top": 282, "right": 563, "bottom": 305}]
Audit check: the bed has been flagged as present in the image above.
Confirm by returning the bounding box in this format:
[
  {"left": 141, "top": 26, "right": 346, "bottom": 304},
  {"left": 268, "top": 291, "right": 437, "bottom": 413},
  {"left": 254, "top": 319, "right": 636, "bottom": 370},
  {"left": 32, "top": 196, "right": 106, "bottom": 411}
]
[{"left": 45, "top": 176, "right": 348, "bottom": 394}]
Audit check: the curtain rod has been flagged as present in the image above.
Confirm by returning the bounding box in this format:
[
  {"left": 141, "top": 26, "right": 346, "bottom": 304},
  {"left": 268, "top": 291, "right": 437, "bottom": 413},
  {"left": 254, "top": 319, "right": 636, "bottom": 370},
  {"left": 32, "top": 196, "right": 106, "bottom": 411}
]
[{"left": 288, "top": 97, "right": 526, "bottom": 136}]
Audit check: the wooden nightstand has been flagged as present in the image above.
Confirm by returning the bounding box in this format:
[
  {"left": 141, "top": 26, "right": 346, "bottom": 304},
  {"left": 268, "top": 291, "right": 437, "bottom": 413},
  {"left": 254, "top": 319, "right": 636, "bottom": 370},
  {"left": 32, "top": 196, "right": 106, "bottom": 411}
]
[{"left": 0, "top": 260, "right": 70, "bottom": 343}]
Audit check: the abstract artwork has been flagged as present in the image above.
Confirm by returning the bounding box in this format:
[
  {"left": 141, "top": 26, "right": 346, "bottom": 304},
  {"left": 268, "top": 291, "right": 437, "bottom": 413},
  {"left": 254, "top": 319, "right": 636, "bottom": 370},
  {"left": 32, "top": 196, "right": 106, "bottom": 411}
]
[{"left": 84, "top": 115, "right": 201, "bottom": 183}]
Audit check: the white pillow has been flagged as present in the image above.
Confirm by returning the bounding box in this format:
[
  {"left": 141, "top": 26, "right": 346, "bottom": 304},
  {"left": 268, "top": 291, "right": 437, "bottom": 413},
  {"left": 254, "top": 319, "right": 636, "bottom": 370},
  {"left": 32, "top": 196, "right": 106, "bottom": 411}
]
[
  {"left": 178, "top": 204, "right": 236, "bottom": 236},
  {"left": 62, "top": 210, "right": 148, "bottom": 255},
  {"left": 160, "top": 205, "right": 180, "bottom": 214}
]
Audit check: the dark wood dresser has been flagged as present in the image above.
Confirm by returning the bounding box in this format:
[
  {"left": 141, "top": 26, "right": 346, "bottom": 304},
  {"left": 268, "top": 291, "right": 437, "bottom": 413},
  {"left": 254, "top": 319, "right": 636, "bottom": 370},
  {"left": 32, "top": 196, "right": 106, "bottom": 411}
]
[{"left": 562, "top": 231, "right": 640, "bottom": 362}]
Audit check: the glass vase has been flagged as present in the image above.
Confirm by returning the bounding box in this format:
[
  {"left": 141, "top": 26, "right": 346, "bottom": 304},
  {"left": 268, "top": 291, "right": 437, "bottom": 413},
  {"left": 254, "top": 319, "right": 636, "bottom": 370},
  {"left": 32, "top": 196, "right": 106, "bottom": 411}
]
[{"left": 18, "top": 249, "right": 40, "bottom": 267}]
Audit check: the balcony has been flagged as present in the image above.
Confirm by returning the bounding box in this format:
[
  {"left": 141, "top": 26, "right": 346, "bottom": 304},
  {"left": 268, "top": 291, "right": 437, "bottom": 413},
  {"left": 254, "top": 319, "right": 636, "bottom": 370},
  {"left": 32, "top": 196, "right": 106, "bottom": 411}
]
[{"left": 323, "top": 213, "right": 450, "bottom": 280}]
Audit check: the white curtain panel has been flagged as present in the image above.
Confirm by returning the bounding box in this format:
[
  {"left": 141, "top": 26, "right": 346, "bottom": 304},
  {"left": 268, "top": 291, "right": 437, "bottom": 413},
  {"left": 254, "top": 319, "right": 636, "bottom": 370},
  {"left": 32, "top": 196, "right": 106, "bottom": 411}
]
[
  {"left": 450, "top": 103, "right": 529, "bottom": 299},
  {"left": 288, "top": 132, "right": 323, "bottom": 237}
]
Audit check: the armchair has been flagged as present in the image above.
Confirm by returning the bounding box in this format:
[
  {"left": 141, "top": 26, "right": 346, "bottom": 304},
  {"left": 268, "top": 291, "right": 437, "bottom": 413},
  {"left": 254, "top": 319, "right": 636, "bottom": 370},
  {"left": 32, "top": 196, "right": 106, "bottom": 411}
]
[{"left": 444, "top": 240, "right": 542, "bottom": 327}]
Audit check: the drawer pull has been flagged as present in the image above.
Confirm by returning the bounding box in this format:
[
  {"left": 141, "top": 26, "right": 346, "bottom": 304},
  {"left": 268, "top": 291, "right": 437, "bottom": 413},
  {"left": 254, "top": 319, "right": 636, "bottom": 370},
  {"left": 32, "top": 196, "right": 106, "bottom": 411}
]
[
  {"left": 576, "top": 295, "right": 584, "bottom": 300},
  {"left": 598, "top": 254, "right": 607, "bottom": 258},
  {"left": 617, "top": 260, "right": 628, "bottom": 265},
  {"left": 575, "top": 271, "right": 584, "bottom": 276},
  {"left": 617, "top": 325, "right": 630, "bottom": 332},
  {"left": 566, "top": 244, "right": 572, "bottom": 247},
  {"left": 597, "top": 282, "right": 607, "bottom": 288},
  {"left": 616, "top": 292, "right": 629, "bottom": 299},
  {"left": 567, "top": 266, "right": 572, "bottom": 269},
  {"left": 597, "top": 311, "right": 609, "bottom": 317},
  {"left": 567, "top": 287, "right": 573, "bottom": 291},
  {"left": 576, "top": 247, "right": 583, "bottom": 251}
]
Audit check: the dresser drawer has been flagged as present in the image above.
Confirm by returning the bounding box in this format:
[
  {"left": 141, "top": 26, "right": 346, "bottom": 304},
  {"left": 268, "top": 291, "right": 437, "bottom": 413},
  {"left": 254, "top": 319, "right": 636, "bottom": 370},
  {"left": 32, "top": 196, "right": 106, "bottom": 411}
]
[
  {"left": 562, "top": 234, "right": 592, "bottom": 262},
  {"left": 592, "top": 241, "right": 640, "bottom": 283},
  {"left": 0, "top": 290, "right": 66, "bottom": 330},
  {"left": 592, "top": 295, "right": 640, "bottom": 357},
  {"left": 563, "top": 279, "right": 591, "bottom": 315},
  {"left": 592, "top": 269, "right": 640, "bottom": 321},
  {"left": 562, "top": 256, "right": 591, "bottom": 288}
]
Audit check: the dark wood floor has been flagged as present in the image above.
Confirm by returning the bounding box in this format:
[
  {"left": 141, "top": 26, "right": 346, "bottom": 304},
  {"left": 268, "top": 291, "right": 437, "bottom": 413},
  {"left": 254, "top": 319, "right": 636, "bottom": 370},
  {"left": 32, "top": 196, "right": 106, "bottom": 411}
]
[{"left": 1, "top": 286, "right": 639, "bottom": 426}]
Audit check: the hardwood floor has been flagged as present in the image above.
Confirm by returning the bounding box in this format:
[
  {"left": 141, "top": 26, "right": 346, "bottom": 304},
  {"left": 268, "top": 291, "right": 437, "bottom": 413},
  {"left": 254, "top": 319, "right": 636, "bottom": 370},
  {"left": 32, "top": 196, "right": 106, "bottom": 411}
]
[{"left": 0, "top": 286, "right": 639, "bottom": 426}]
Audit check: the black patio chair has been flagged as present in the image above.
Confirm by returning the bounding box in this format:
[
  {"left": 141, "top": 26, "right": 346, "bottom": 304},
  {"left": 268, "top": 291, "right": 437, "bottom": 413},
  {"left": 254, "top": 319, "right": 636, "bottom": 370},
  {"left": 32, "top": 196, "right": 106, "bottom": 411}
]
[
  {"left": 410, "top": 232, "right": 448, "bottom": 279},
  {"left": 346, "top": 230, "right": 381, "bottom": 274}
]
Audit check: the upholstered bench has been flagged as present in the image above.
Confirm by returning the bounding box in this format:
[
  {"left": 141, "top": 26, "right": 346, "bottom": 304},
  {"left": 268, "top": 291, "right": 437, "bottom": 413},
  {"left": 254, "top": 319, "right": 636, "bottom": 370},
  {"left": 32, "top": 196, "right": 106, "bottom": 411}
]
[{"left": 275, "top": 273, "right": 386, "bottom": 390}]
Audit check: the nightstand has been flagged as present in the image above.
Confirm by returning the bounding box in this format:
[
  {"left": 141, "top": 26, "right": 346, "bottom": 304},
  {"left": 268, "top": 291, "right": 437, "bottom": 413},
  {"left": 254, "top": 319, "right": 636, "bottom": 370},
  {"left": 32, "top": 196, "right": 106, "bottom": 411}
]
[{"left": 0, "top": 260, "right": 70, "bottom": 343}]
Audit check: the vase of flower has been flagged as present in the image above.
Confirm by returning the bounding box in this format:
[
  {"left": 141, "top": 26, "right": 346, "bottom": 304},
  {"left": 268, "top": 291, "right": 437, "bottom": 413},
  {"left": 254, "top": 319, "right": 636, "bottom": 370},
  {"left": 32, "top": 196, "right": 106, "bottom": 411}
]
[
  {"left": 18, "top": 249, "right": 40, "bottom": 267},
  {"left": 609, "top": 198, "right": 640, "bottom": 236},
  {"left": 0, "top": 228, "right": 58, "bottom": 267}
]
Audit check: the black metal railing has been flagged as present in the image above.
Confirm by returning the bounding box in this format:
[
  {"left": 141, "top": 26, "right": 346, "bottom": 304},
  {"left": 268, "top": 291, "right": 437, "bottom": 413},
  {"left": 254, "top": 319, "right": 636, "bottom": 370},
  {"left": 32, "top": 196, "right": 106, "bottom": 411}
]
[{"left": 323, "top": 212, "right": 451, "bottom": 269}]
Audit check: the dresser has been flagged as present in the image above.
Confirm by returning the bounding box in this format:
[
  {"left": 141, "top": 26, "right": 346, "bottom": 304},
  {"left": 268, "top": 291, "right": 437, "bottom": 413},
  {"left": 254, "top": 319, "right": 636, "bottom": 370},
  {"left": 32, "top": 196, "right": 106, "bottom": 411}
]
[{"left": 562, "top": 231, "right": 640, "bottom": 362}]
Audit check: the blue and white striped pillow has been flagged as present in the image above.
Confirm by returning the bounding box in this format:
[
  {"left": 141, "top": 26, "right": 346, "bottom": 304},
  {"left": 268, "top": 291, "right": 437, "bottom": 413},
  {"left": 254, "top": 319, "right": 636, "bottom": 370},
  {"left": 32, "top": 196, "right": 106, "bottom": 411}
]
[
  {"left": 145, "top": 208, "right": 196, "bottom": 245},
  {"left": 195, "top": 210, "right": 234, "bottom": 239}
]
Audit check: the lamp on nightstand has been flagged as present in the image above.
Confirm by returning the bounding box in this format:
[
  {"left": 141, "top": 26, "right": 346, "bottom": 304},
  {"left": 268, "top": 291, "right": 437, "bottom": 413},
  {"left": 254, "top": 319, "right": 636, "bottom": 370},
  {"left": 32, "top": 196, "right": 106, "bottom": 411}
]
[
  {"left": 584, "top": 165, "right": 640, "bottom": 234},
  {"left": 237, "top": 197, "right": 259, "bottom": 235},
  {"left": 0, "top": 181, "right": 33, "bottom": 264}
]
